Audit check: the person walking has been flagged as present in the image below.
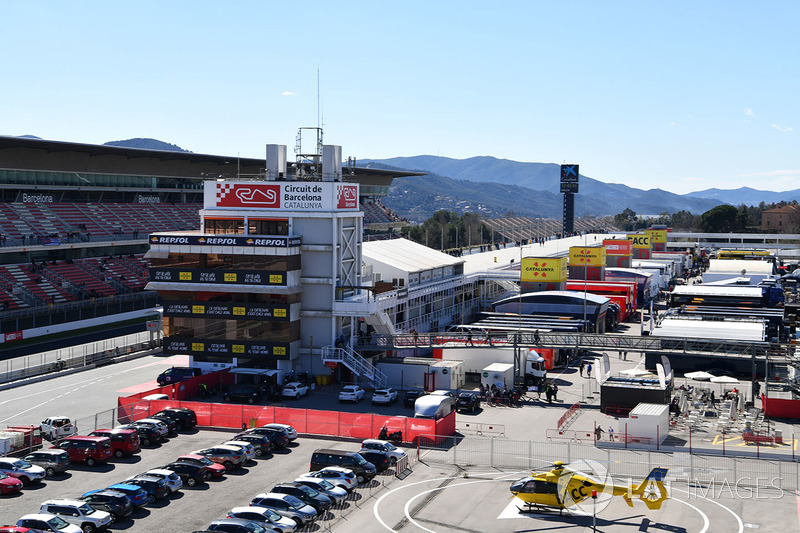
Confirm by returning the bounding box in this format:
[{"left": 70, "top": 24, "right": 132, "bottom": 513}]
[
  {"left": 586, "top": 363, "right": 592, "bottom": 378},
  {"left": 595, "top": 425, "right": 605, "bottom": 442},
  {"left": 466, "top": 329, "right": 473, "bottom": 346},
  {"left": 608, "top": 426, "right": 615, "bottom": 441},
  {"left": 579, "top": 361, "right": 585, "bottom": 377},
  {"left": 545, "top": 384, "right": 553, "bottom": 404},
  {"left": 551, "top": 383, "right": 558, "bottom": 402}
]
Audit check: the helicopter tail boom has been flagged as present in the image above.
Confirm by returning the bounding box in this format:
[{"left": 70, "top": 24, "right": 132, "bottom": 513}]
[{"left": 622, "top": 468, "right": 669, "bottom": 509}]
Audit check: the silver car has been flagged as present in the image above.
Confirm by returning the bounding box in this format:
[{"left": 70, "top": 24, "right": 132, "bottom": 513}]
[
  {"left": 250, "top": 492, "right": 317, "bottom": 526},
  {"left": 141, "top": 469, "right": 183, "bottom": 493},
  {"left": 222, "top": 440, "right": 256, "bottom": 462}
]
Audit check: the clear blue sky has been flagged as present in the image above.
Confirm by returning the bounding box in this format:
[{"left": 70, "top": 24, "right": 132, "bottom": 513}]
[{"left": 2, "top": 1, "right": 798, "bottom": 195}]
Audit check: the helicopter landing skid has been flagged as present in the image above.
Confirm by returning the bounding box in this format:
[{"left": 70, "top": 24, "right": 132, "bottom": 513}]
[{"left": 516, "top": 503, "right": 569, "bottom": 516}]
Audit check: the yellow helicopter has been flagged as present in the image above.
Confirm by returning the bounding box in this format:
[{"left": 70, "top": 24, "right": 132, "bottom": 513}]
[{"left": 509, "top": 461, "right": 669, "bottom": 514}]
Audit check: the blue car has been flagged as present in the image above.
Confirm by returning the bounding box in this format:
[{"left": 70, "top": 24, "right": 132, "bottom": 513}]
[{"left": 92, "top": 483, "right": 149, "bottom": 508}]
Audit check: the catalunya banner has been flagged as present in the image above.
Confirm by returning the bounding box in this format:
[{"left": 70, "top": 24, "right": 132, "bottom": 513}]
[
  {"left": 521, "top": 257, "right": 567, "bottom": 282},
  {"left": 603, "top": 239, "right": 632, "bottom": 256},
  {"left": 204, "top": 181, "right": 359, "bottom": 212},
  {"left": 568, "top": 246, "right": 607, "bottom": 267}
]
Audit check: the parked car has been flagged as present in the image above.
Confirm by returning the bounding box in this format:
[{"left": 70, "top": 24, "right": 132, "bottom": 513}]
[
  {"left": 15, "top": 514, "right": 81, "bottom": 533},
  {"left": 260, "top": 423, "right": 297, "bottom": 440},
  {"left": 357, "top": 450, "right": 392, "bottom": 472},
  {"left": 161, "top": 462, "right": 207, "bottom": 486},
  {"left": 229, "top": 434, "right": 272, "bottom": 457},
  {"left": 281, "top": 382, "right": 309, "bottom": 399},
  {"left": 52, "top": 437, "right": 112, "bottom": 467},
  {"left": 226, "top": 506, "right": 296, "bottom": 533},
  {"left": 99, "top": 483, "right": 149, "bottom": 508},
  {"left": 88, "top": 429, "right": 140, "bottom": 459},
  {"left": 78, "top": 490, "right": 134, "bottom": 520},
  {"left": 0, "top": 471, "right": 23, "bottom": 495},
  {"left": 309, "top": 449, "right": 375, "bottom": 484},
  {"left": 338, "top": 385, "right": 364, "bottom": 403},
  {"left": 456, "top": 392, "right": 480, "bottom": 413},
  {"left": 430, "top": 390, "right": 456, "bottom": 399},
  {"left": 270, "top": 482, "right": 332, "bottom": 512},
  {"left": 139, "top": 469, "right": 183, "bottom": 493},
  {"left": 191, "top": 446, "right": 246, "bottom": 470},
  {"left": 221, "top": 441, "right": 256, "bottom": 462},
  {"left": 39, "top": 498, "right": 113, "bottom": 531},
  {"left": 296, "top": 467, "right": 357, "bottom": 491},
  {"left": 206, "top": 518, "right": 276, "bottom": 533},
  {"left": 144, "top": 414, "right": 178, "bottom": 435},
  {"left": 156, "top": 366, "right": 201, "bottom": 386},
  {"left": 175, "top": 454, "right": 225, "bottom": 478},
  {"left": 134, "top": 419, "right": 169, "bottom": 440},
  {"left": 0, "top": 457, "right": 46, "bottom": 484},
  {"left": 403, "top": 389, "right": 427, "bottom": 408},
  {"left": 292, "top": 476, "right": 347, "bottom": 504},
  {"left": 223, "top": 384, "right": 263, "bottom": 404},
  {"left": 116, "top": 423, "right": 160, "bottom": 447},
  {"left": 239, "top": 428, "right": 288, "bottom": 449},
  {"left": 371, "top": 388, "right": 398, "bottom": 405},
  {"left": 360, "top": 439, "right": 407, "bottom": 464},
  {"left": 40, "top": 416, "right": 78, "bottom": 441},
  {"left": 151, "top": 407, "right": 198, "bottom": 430},
  {"left": 22, "top": 449, "right": 70, "bottom": 477},
  {"left": 124, "top": 475, "right": 169, "bottom": 503},
  {"left": 250, "top": 493, "right": 317, "bottom": 527}
]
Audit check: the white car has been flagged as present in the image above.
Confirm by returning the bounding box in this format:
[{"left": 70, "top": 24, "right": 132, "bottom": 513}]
[
  {"left": 227, "top": 506, "right": 297, "bottom": 533},
  {"left": 281, "top": 382, "right": 309, "bottom": 399},
  {"left": 134, "top": 418, "right": 169, "bottom": 439},
  {"left": 141, "top": 468, "right": 183, "bottom": 493},
  {"left": 293, "top": 476, "right": 348, "bottom": 504},
  {"left": 39, "top": 499, "right": 113, "bottom": 530},
  {"left": 0, "top": 456, "right": 46, "bottom": 485},
  {"left": 263, "top": 423, "right": 298, "bottom": 440},
  {"left": 17, "top": 513, "right": 82, "bottom": 533},
  {"left": 338, "top": 385, "right": 365, "bottom": 403},
  {"left": 360, "top": 439, "right": 407, "bottom": 464},
  {"left": 298, "top": 466, "right": 358, "bottom": 491},
  {"left": 40, "top": 416, "right": 78, "bottom": 441},
  {"left": 371, "top": 388, "right": 398, "bottom": 405},
  {"left": 223, "top": 440, "right": 257, "bottom": 462}
]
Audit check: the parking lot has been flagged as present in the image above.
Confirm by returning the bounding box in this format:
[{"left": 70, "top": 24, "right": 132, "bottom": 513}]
[{"left": 0, "top": 427, "right": 405, "bottom": 532}]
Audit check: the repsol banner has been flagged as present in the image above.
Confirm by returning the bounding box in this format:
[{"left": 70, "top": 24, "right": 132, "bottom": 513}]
[
  {"left": 149, "top": 234, "right": 301, "bottom": 247},
  {"left": 163, "top": 336, "right": 290, "bottom": 360},
  {"left": 163, "top": 301, "right": 290, "bottom": 321},
  {"left": 149, "top": 268, "right": 285, "bottom": 285}
]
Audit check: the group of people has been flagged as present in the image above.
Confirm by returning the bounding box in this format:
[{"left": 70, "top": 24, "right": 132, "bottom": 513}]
[{"left": 481, "top": 383, "right": 522, "bottom": 407}]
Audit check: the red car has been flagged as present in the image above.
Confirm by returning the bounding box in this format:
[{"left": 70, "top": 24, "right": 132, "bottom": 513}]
[
  {"left": 0, "top": 526, "right": 42, "bottom": 532},
  {"left": 0, "top": 472, "right": 23, "bottom": 495},
  {"left": 175, "top": 454, "right": 226, "bottom": 478}
]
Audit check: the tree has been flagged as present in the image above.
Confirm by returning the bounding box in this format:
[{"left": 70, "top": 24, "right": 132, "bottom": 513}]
[
  {"left": 701, "top": 205, "right": 740, "bottom": 232},
  {"left": 613, "top": 208, "right": 637, "bottom": 231}
]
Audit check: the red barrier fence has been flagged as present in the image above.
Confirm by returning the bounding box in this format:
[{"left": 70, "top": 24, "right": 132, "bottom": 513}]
[
  {"left": 556, "top": 402, "right": 580, "bottom": 431},
  {"left": 761, "top": 395, "right": 800, "bottom": 419}
]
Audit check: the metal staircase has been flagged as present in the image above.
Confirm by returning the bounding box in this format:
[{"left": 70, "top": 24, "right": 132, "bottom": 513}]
[{"left": 322, "top": 345, "right": 387, "bottom": 389}]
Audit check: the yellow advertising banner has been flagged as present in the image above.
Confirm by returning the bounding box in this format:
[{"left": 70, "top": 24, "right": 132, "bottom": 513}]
[
  {"left": 645, "top": 229, "right": 667, "bottom": 244},
  {"left": 627, "top": 233, "right": 652, "bottom": 249},
  {"left": 569, "top": 246, "right": 607, "bottom": 267},
  {"left": 521, "top": 257, "right": 567, "bottom": 282}
]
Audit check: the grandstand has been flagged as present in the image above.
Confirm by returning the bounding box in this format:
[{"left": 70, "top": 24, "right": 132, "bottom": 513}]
[{"left": 481, "top": 215, "right": 618, "bottom": 243}]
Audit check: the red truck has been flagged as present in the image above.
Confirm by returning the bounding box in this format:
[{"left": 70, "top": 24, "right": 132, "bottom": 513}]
[{"left": 0, "top": 426, "right": 43, "bottom": 454}]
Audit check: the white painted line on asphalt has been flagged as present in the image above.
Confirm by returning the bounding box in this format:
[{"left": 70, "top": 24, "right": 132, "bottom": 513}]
[
  {"left": 669, "top": 495, "right": 710, "bottom": 533},
  {"left": 672, "top": 486, "right": 743, "bottom": 533}
]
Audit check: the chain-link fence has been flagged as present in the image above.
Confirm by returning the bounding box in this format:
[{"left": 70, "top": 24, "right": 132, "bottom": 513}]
[{"left": 418, "top": 435, "right": 800, "bottom": 490}]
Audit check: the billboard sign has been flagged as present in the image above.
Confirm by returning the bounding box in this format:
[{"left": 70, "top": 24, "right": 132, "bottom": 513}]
[
  {"left": 560, "top": 164, "right": 579, "bottom": 182},
  {"left": 627, "top": 234, "right": 652, "bottom": 249},
  {"left": 149, "top": 268, "right": 285, "bottom": 285},
  {"left": 569, "top": 246, "right": 607, "bottom": 267},
  {"left": 521, "top": 257, "right": 568, "bottom": 282},
  {"left": 205, "top": 181, "right": 359, "bottom": 212},
  {"left": 163, "top": 302, "right": 290, "bottom": 321},
  {"left": 645, "top": 229, "right": 668, "bottom": 244},
  {"left": 603, "top": 239, "right": 632, "bottom": 256},
  {"left": 163, "top": 337, "right": 290, "bottom": 360},
  {"left": 149, "top": 234, "right": 301, "bottom": 247}
]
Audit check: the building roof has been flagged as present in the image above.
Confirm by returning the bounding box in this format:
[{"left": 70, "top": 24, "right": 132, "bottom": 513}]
[
  {"left": 652, "top": 317, "right": 764, "bottom": 341},
  {"left": 707, "top": 259, "right": 773, "bottom": 274},
  {"left": 362, "top": 238, "right": 463, "bottom": 274}
]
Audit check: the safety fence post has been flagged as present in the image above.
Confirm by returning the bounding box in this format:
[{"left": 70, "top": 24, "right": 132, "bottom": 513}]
[{"left": 722, "top": 428, "right": 725, "bottom": 456}]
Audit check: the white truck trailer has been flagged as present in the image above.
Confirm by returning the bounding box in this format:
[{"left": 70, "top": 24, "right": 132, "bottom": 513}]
[
  {"left": 481, "top": 363, "right": 515, "bottom": 391},
  {"left": 433, "top": 345, "right": 547, "bottom": 386}
]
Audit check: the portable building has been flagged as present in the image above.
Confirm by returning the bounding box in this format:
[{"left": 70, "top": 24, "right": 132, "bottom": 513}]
[
  {"left": 622, "top": 403, "right": 669, "bottom": 445},
  {"left": 481, "top": 363, "right": 515, "bottom": 390}
]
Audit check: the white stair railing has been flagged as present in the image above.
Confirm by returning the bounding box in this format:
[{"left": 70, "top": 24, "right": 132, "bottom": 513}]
[{"left": 322, "top": 345, "right": 387, "bottom": 388}]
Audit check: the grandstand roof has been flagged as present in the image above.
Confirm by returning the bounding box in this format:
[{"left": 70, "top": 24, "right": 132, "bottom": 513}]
[
  {"left": 0, "top": 136, "right": 424, "bottom": 182},
  {"left": 362, "top": 238, "right": 462, "bottom": 274}
]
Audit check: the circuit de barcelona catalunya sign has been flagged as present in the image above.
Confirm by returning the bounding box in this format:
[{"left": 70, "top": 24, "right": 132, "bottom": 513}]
[{"left": 204, "top": 181, "right": 359, "bottom": 211}]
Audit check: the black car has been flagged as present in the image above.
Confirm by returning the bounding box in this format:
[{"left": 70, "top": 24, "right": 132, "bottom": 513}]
[
  {"left": 118, "top": 423, "right": 161, "bottom": 447},
  {"left": 241, "top": 427, "right": 289, "bottom": 448},
  {"left": 271, "top": 482, "right": 332, "bottom": 512},
  {"left": 403, "top": 389, "right": 428, "bottom": 408},
  {"left": 358, "top": 449, "right": 392, "bottom": 472},
  {"left": 152, "top": 408, "right": 198, "bottom": 430},
  {"left": 456, "top": 392, "right": 481, "bottom": 413},
  {"left": 126, "top": 475, "right": 170, "bottom": 503},
  {"left": 231, "top": 433, "right": 273, "bottom": 457},
  {"left": 148, "top": 414, "right": 179, "bottom": 435},
  {"left": 162, "top": 462, "right": 208, "bottom": 486},
  {"left": 80, "top": 489, "right": 134, "bottom": 519},
  {"left": 223, "top": 384, "right": 263, "bottom": 404}
]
